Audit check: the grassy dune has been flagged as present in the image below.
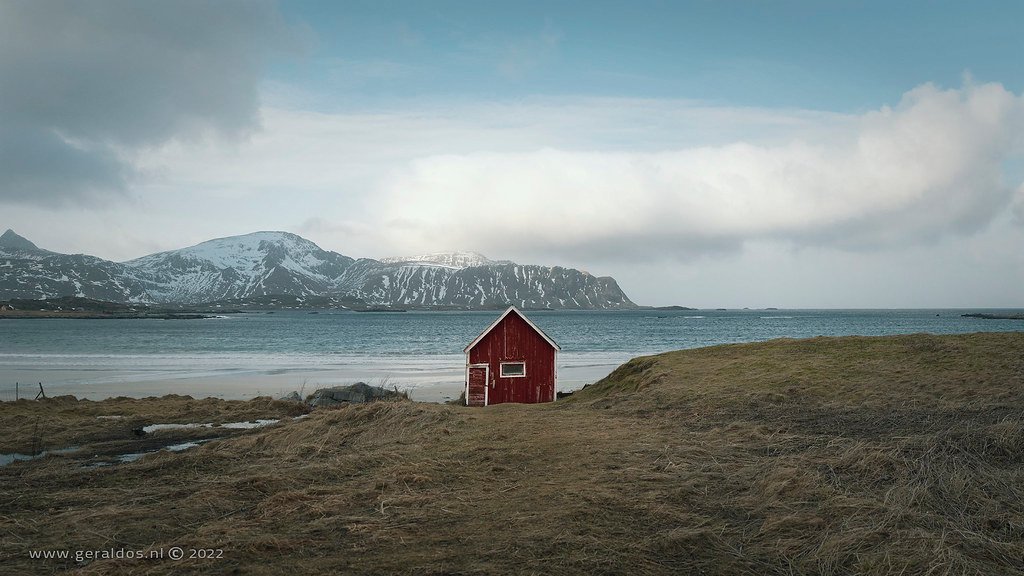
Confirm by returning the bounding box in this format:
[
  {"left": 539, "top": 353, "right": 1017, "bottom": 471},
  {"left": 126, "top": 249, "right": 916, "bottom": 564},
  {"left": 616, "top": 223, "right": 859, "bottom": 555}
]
[{"left": 1, "top": 332, "right": 1023, "bottom": 574}]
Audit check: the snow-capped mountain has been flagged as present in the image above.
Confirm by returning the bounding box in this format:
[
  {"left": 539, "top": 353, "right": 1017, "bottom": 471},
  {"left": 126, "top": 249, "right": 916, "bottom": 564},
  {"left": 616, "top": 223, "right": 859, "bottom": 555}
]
[
  {"left": 0, "top": 230, "right": 150, "bottom": 302},
  {"left": 0, "top": 229, "right": 636, "bottom": 309},
  {"left": 124, "top": 231, "right": 355, "bottom": 303},
  {"left": 363, "top": 251, "right": 633, "bottom": 309},
  {"left": 338, "top": 259, "right": 633, "bottom": 309}
]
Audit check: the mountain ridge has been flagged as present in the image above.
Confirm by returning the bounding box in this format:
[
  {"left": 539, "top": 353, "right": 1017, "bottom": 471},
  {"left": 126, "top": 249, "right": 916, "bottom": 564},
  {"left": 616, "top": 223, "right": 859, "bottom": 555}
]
[
  {"left": 379, "top": 251, "right": 504, "bottom": 269},
  {"left": 0, "top": 230, "right": 636, "bottom": 309}
]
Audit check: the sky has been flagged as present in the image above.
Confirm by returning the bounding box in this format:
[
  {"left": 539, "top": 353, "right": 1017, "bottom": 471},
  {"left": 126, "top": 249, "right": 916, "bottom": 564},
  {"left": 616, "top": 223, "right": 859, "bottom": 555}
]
[{"left": 2, "top": 0, "right": 1023, "bottom": 308}]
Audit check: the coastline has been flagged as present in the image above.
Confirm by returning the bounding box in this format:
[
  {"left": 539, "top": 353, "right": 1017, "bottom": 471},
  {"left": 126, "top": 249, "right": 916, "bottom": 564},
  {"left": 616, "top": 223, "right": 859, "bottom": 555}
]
[
  {"left": 0, "top": 353, "right": 626, "bottom": 403},
  {"left": 3, "top": 308, "right": 1023, "bottom": 404},
  {"left": 0, "top": 311, "right": 213, "bottom": 320}
]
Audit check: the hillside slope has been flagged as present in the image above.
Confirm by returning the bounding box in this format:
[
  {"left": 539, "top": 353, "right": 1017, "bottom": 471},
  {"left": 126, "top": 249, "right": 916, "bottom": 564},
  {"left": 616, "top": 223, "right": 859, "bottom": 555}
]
[
  {"left": 3, "top": 332, "right": 1022, "bottom": 575},
  {"left": 124, "top": 231, "right": 356, "bottom": 303},
  {"left": 338, "top": 258, "right": 634, "bottom": 309}
]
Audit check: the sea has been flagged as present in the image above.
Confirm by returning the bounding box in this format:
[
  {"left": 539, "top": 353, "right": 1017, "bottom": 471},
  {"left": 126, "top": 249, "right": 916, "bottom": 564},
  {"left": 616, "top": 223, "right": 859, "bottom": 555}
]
[{"left": 1, "top": 309, "right": 1021, "bottom": 402}]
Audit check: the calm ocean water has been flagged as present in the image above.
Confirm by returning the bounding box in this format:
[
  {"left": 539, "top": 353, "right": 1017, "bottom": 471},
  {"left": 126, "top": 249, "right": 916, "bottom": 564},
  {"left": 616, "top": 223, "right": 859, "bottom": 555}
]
[{"left": 1, "top": 309, "right": 1021, "bottom": 401}]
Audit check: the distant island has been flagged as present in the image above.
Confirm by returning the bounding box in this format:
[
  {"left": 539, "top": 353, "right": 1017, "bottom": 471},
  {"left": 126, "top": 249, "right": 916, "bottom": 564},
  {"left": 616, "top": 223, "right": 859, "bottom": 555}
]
[
  {"left": 961, "top": 313, "right": 1024, "bottom": 320},
  {"left": 0, "top": 296, "right": 213, "bottom": 320}
]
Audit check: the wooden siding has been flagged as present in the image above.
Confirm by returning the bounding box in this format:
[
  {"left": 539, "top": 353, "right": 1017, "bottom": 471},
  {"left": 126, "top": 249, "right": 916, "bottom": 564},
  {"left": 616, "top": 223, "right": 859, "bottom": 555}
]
[
  {"left": 467, "top": 366, "right": 487, "bottom": 407},
  {"left": 467, "top": 310, "right": 555, "bottom": 405}
]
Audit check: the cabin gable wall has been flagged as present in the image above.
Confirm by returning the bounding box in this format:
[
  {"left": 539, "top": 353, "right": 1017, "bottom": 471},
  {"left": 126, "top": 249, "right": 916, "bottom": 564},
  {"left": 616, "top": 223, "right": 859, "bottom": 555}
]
[{"left": 467, "top": 312, "right": 555, "bottom": 404}]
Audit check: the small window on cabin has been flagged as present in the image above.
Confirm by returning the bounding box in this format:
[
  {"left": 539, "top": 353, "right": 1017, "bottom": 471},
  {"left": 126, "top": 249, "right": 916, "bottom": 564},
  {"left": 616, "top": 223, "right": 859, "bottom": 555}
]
[{"left": 500, "top": 362, "right": 526, "bottom": 378}]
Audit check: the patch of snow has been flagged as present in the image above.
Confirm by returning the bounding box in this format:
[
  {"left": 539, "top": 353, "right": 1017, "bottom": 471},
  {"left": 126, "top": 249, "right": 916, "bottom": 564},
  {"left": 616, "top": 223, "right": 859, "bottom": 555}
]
[
  {"left": 380, "top": 251, "right": 493, "bottom": 269},
  {"left": 142, "top": 419, "right": 280, "bottom": 433},
  {"left": 166, "top": 441, "right": 201, "bottom": 452},
  {"left": 1, "top": 446, "right": 81, "bottom": 467},
  {"left": 219, "top": 419, "right": 280, "bottom": 430},
  {"left": 142, "top": 423, "right": 213, "bottom": 434}
]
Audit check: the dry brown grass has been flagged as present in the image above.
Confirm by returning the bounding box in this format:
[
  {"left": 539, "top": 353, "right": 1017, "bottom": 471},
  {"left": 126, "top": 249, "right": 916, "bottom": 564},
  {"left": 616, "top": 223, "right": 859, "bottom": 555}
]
[
  {"left": 0, "top": 395, "right": 309, "bottom": 455},
  {"left": 1, "top": 332, "right": 1022, "bottom": 575}
]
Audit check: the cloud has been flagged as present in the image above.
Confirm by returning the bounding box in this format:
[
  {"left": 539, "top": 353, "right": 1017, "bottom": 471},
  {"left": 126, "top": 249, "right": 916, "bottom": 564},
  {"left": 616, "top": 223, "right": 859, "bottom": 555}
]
[
  {"left": 125, "top": 97, "right": 841, "bottom": 258},
  {"left": 1013, "top": 184, "right": 1024, "bottom": 226},
  {"left": 0, "top": 121, "right": 126, "bottom": 204},
  {"left": 379, "top": 82, "right": 1024, "bottom": 262},
  {"left": 0, "top": 0, "right": 291, "bottom": 205},
  {"left": 134, "top": 97, "right": 842, "bottom": 197}
]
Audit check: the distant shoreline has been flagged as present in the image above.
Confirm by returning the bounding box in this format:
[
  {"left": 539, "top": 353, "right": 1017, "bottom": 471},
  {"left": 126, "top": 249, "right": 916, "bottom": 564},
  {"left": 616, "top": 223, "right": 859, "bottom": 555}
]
[
  {"left": 961, "top": 313, "right": 1024, "bottom": 320},
  {"left": 0, "top": 296, "right": 215, "bottom": 320},
  {"left": 0, "top": 311, "right": 213, "bottom": 320}
]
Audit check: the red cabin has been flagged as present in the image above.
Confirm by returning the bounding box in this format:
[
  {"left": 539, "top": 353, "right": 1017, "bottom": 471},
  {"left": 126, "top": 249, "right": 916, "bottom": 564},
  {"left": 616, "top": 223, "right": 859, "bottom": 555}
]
[{"left": 464, "top": 306, "right": 560, "bottom": 406}]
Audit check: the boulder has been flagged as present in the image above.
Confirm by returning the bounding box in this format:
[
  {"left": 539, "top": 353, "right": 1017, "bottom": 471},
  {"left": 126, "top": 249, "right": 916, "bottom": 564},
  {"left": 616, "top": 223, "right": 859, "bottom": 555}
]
[
  {"left": 279, "top": 391, "right": 302, "bottom": 403},
  {"left": 308, "top": 382, "right": 404, "bottom": 407}
]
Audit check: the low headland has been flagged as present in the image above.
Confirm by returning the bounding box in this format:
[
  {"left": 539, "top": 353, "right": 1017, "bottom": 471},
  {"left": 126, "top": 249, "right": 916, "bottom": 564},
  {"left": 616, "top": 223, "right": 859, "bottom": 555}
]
[
  {"left": 0, "top": 297, "right": 215, "bottom": 320},
  {"left": 962, "top": 312, "right": 1024, "bottom": 320},
  {"left": 1, "top": 332, "right": 1023, "bottom": 574}
]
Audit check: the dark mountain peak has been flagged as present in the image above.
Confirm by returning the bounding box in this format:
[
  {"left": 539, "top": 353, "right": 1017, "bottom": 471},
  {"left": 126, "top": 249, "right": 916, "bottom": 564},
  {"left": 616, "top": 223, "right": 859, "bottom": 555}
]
[{"left": 0, "top": 229, "right": 40, "bottom": 251}]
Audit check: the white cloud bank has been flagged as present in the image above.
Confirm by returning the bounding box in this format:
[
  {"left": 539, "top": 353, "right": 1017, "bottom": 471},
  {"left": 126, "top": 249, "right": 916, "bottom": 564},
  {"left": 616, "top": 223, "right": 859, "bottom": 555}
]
[
  {"left": 10, "top": 80, "right": 1023, "bottom": 306},
  {"left": 380, "top": 82, "right": 1024, "bottom": 262}
]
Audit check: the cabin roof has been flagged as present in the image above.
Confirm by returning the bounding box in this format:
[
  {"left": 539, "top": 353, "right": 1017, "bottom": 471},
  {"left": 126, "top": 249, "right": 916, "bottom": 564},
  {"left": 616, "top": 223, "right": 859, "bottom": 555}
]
[{"left": 463, "top": 305, "right": 561, "bottom": 353}]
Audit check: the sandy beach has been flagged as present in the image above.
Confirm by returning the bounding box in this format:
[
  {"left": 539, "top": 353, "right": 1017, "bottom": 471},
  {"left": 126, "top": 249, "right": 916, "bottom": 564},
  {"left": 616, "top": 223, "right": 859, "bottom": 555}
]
[{"left": 0, "top": 354, "right": 625, "bottom": 403}]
